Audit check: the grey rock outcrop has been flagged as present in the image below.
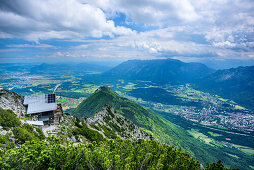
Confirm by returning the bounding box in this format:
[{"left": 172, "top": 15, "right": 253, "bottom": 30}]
[
  {"left": 85, "top": 105, "right": 153, "bottom": 141},
  {"left": 0, "top": 89, "right": 26, "bottom": 116}
]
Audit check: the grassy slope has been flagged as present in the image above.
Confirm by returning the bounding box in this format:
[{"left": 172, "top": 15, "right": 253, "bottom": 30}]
[{"left": 72, "top": 87, "right": 250, "bottom": 169}]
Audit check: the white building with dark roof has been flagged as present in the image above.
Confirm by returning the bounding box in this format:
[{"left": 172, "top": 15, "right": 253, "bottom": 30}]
[{"left": 23, "top": 94, "right": 63, "bottom": 126}]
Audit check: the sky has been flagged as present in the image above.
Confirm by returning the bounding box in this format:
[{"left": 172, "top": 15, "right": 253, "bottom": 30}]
[{"left": 0, "top": 0, "right": 254, "bottom": 68}]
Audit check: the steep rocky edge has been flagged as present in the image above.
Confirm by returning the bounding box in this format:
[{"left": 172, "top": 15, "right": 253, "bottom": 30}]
[
  {"left": 0, "top": 89, "right": 26, "bottom": 116},
  {"left": 0, "top": 90, "right": 152, "bottom": 147},
  {"left": 54, "top": 104, "right": 152, "bottom": 144},
  {"left": 85, "top": 104, "right": 153, "bottom": 141}
]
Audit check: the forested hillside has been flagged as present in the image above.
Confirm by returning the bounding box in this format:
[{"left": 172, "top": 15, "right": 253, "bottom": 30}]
[
  {"left": 195, "top": 66, "right": 254, "bottom": 111},
  {"left": 72, "top": 86, "right": 249, "bottom": 168},
  {"left": 1, "top": 136, "right": 217, "bottom": 169},
  {"left": 0, "top": 107, "right": 227, "bottom": 169},
  {"left": 103, "top": 59, "right": 214, "bottom": 84},
  {"left": 0, "top": 108, "right": 45, "bottom": 148}
]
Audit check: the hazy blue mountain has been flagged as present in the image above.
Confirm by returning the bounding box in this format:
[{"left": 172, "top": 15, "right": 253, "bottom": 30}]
[
  {"left": 202, "top": 59, "right": 254, "bottom": 70},
  {"left": 30, "top": 62, "right": 112, "bottom": 74},
  {"left": 195, "top": 66, "right": 254, "bottom": 111},
  {"left": 0, "top": 63, "right": 34, "bottom": 74},
  {"left": 103, "top": 59, "right": 215, "bottom": 84}
]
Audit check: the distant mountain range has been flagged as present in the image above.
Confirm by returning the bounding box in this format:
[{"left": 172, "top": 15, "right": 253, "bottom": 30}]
[
  {"left": 30, "top": 63, "right": 112, "bottom": 74},
  {"left": 195, "top": 66, "right": 254, "bottom": 111},
  {"left": 103, "top": 59, "right": 254, "bottom": 111},
  {"left": 103, "top": 59, "right": 215, "bottom": 84},
  {"left": 0, "top": 62, "right": 113, "bottom": 75}
]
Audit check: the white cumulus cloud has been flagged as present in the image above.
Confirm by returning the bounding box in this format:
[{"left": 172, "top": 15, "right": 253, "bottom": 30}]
[{"left": 0, "top": 0, "right": 134, "bottom": 42}]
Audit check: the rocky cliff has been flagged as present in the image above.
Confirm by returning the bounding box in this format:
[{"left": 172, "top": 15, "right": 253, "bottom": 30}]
[
  {"left": 85, "top": 105, "right": 153, "bottom": 141},
  {"left": 0, "top": 89, "right": 26, "bottom": 116}
]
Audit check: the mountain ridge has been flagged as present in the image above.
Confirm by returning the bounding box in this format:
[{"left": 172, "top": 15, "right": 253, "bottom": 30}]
[
  {"left": 72, "top": 86, "right": 248, "bottom": 168},
  {"left": 195, "top": 65, "right": 254, "bottom": 111},
  {"left": 103, "top": 59, "right": 215, "bottom": 84},
  {"left": 30, "top": 62, "right": 112, "bottom": 74},
  {"left": 0, "top": 89, "right": 151, "bottom": 144}
]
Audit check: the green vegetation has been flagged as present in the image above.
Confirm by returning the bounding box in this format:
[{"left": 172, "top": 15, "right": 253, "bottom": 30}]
[
  {"left": 21, "top": 115, "right": 32, "bottom": 121},
  {"left": 158, "top": 110, "right": 254, "bottom": 169},
  {"left": 0, "top": 136, "right": 219, "bottom": 170},
  {"left": 187, "top": 129, "right": 214, "bottom": 146},
  {"left": 72, "top": 86, "right": 247, "bottom": 168},
  {"left": 72, "top": 117, "right": 104, "bottom": 142},
  {"left": 225, "top": 153, "right": 239, "bottom": 159},
  {"left": 208, "top": 132, "right": 222, "bottom": 137},
  {"left": 0, "top": 133, "right": 15, "bottom": 149},
  {"left": 0, "top": 94, "right": 237, "bottom": 169},
  {"left": 90, "top": 123, "right": 101, "bottom": 131},
  {"left": 98, "top": 124, "right": 117, "bottom": 139},
  {"left": 0, "top": 108, "right": 21, "bottom": 130},
  {"left": 233, "top": 144, "right": 254, "bottom": 155},
  {"left": 206, "top": 160, "right": 228, "bottom": 170},
  {"left": 2, "top": 62, "right": 254, "bottom": 169},
  {"left": 12, "top": 124, "right": 45, "bottom": 144},
  {"left": 103, "top": 59, "right": 214, "bottom": 85},
  {"left": 219, "top": 98, "right": 228, "bottom": 102},
  {"left": 234, "top": 105, "right": 246, "bottom": 110},
  {"left": 57, "top": 98, "right": 68, "bottom": 102},
  {"left": 196, "top": 65, "right": 254, "bottom": 111},
  {"left": 0, "top": 108, "right": 45, "bottom": 145},
  {"left": 129, "top": 87, "right": 202, "bottom": 108}
]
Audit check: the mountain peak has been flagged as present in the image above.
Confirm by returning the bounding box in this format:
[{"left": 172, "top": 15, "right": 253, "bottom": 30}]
[
  {"left": 103, "top": 59, "right": 214, "bottom": 84},
  {"left": 72, "top": 86, "right": 121, "bottom": 118},
  {"left": 97, "top": 86, "right": 114, "bottom": 93},
  {"left": 95, "top": 86, "right": 120, "bottom": 97}
]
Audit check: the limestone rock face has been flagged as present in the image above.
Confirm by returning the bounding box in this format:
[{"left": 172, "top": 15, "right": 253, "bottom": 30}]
[
  {"left": 85, "top": 105, "right": 153, "bottom": 141},
  {"left": 56, "top": 105, "right": 153, "bottom": 144},
  {"left": 0, "top": 89, "right": 26, "bottom": 116}
]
